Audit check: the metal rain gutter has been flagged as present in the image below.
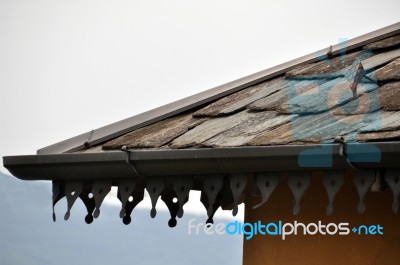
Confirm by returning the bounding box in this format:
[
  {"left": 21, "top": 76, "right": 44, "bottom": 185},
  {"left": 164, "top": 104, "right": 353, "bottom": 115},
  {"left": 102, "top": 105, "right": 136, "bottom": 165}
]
[
  {"left": 37, "top": 22, "right": 400, "bottom": 155},
  {"left": 5, "top": 142, "right": 400, "bottom": 181}
]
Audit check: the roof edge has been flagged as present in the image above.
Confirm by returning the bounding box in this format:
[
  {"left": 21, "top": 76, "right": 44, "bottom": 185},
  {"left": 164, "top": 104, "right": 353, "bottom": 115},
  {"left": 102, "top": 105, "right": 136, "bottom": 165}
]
[
  {"left": 38, "top": 22, "right": 400, "bottom": 155},
  {"left": 6, "top": 142, "right": 400, "bottom": 180}
]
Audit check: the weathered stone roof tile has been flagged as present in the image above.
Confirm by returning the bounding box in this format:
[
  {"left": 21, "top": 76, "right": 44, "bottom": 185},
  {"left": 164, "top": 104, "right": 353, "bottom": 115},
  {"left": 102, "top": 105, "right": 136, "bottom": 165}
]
[
  {"left": 359, "top": 110, "right": 400, "bottom": 132},
  {"left": 364, "top": 35, "right": 400, "bottom": 50},
  {"left": 203, "top": 112, "right": 292, "bottom": 147},
  {"left": 193, "top": 77, "right": 286, "bottom": 117},
  {"left": 358, "top": 130, "right": 400, "bottom": 142},
  {"left": 170, "top": 110, "right": 250, "bottom": 148},
  {"left": 102, "top": 112, "right": 206, "bottom": 149},
  {"left": 95, "top": 34, "right": 400, "bottom": 150},
  {"left": 360, "top": 47, "right": 400, "bottom": 70},
  {"left": 277, "top": 79, "right": 378, "bottom": 114},
  {"left": 379, "top": 82, "right": 400, "bottom": 110},
  {"left": 375, "top": 58, "right": 400, "bottom": 81},
  {"left": 286, "top": 51, "right": 368, "bottom": 78}
]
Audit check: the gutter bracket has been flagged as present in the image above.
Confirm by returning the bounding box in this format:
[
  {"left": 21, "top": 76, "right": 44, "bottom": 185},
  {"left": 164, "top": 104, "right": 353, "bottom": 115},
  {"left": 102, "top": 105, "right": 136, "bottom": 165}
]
[
  {"left": 334, "top": 136, "right": 362, "bottom": 171},
  {"left": 121, "top": 146, "right": 140, "bottom": 177}
]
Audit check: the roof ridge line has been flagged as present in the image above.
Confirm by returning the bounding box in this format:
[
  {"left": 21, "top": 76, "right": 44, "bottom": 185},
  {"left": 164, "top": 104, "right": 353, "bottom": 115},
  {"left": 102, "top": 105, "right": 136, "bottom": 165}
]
[{"left": 38, "top": 22, "right": 400, "bottom": 154}]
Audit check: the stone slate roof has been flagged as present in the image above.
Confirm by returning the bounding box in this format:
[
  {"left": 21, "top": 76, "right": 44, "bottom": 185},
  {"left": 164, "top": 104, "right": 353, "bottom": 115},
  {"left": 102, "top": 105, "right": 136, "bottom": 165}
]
[
  {"left": 5, "top": 25, "right": 400, "bottom": 228},
  {"left": 84, "top": 34, "right": 400, "bottom": 153}
]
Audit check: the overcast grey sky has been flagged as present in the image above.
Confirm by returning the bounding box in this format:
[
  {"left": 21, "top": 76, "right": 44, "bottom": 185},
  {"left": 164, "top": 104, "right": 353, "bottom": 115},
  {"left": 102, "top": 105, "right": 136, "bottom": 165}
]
[{"left": 1, "top": 0, "right": 399, "bottom": 173}]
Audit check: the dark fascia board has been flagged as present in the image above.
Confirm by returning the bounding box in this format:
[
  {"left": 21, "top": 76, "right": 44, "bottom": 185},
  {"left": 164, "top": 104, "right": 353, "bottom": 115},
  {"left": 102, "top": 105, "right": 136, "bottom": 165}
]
[
  {"left": 37, "top": 22, "right": 400, "bottom": 155},
  {"left": 6, "top": 142, "right": 400, "bottom": 181}
]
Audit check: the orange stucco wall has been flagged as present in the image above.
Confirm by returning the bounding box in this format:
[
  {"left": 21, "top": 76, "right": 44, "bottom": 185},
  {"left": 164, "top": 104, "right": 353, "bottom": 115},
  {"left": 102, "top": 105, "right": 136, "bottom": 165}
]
[{"left": 243, "top": 171, "right": 400, "bottom": 265}]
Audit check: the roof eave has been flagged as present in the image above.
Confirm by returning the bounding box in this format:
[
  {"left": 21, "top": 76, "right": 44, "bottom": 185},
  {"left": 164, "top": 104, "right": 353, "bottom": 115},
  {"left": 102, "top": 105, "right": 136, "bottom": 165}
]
[{"left": 5, "top": 142, "right": 400, "bottom": 181}]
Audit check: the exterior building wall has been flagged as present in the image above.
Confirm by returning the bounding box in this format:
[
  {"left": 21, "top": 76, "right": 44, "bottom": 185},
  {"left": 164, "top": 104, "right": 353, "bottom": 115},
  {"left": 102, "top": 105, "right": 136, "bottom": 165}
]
[{"left": 243, "top": 171, "right": 400, "bottom": 265}]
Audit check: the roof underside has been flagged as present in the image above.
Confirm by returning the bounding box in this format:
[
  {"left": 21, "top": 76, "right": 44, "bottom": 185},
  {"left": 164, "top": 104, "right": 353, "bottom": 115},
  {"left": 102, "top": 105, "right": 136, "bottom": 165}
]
[{"left": 82, "top": 33, "right": 400, "bottom": 153}]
